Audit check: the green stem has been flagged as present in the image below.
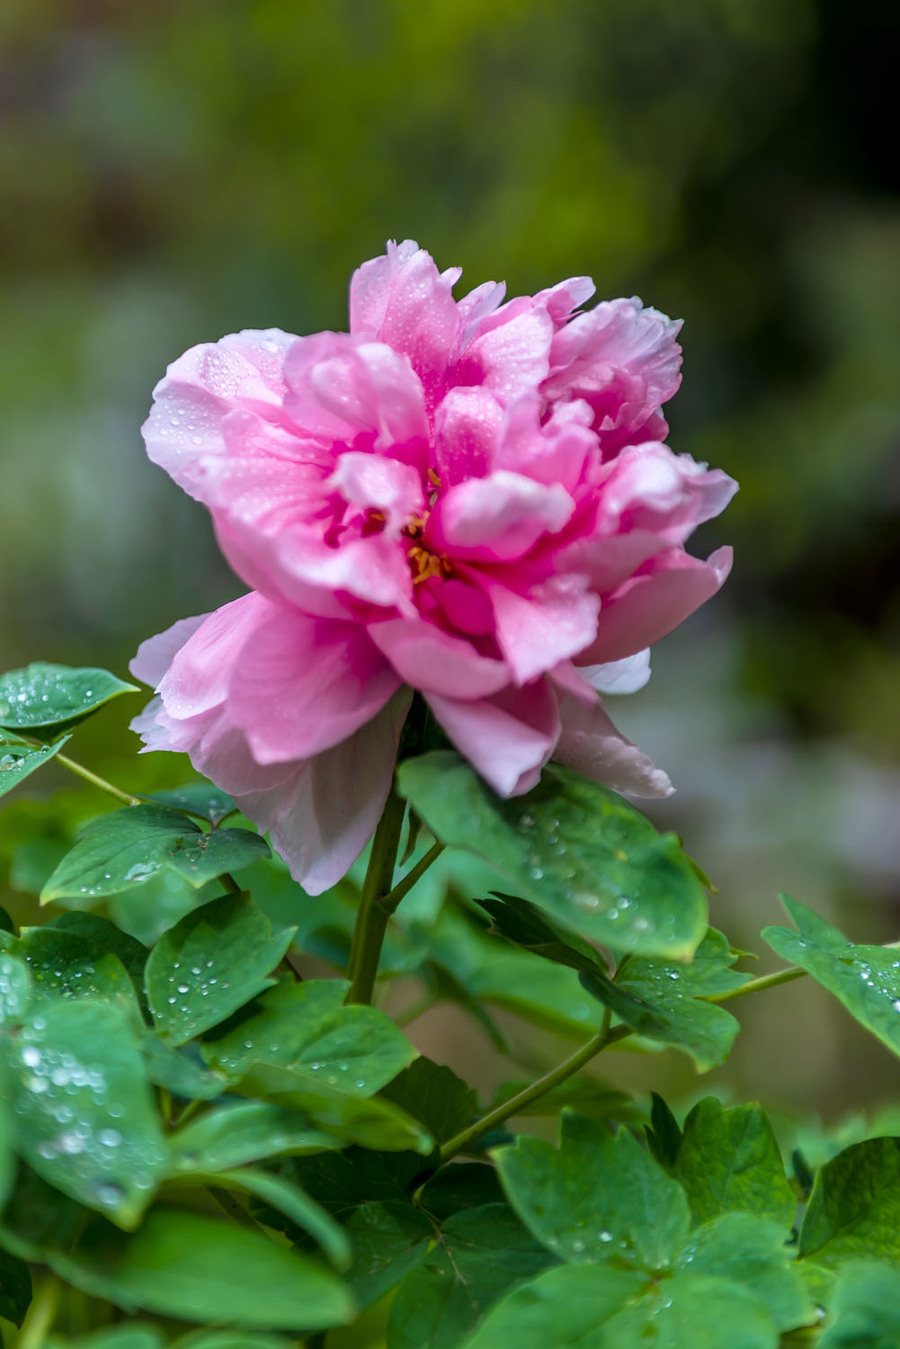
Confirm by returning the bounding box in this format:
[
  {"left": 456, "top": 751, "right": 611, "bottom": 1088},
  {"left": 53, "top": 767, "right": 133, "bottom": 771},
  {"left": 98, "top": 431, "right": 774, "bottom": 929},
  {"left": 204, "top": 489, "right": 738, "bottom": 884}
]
[
  {"left": 382, "top": 841, "right": 445, "bottom": 911},
  {"left": 439, "top": 1023, "right": 632, "bottom": 1165},
  {"left": 17, "top": 1273, "right": 60, "bottom": 1349},
  {"left": 50, "top": 749, "right": 141, "bottom": 807},
  {"left": 703, "top": 964, "right": 807, "bottom": 1003},
  {"left": 345, "top": 782, "right": 407, "bottom": 1005}
]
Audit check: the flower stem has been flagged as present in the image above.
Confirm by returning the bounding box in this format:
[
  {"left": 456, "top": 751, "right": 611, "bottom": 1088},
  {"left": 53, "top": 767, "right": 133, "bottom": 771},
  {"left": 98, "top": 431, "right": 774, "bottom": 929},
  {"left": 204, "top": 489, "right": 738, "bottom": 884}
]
[
  {"left": 345, "top": 782, "right": 408, "bottom": 1005},
  {"left": 702, "top": 964, "right": 807, "bottom": 1003},
  {"left": 17, "top": 1273, "right": 61, "bottom": 1349},
  {"left": 49, "top": 748, "right": 141, "bottom": 807},
  {"left": 438, "top": 1022, "right": 632, "bottom": 1165}
]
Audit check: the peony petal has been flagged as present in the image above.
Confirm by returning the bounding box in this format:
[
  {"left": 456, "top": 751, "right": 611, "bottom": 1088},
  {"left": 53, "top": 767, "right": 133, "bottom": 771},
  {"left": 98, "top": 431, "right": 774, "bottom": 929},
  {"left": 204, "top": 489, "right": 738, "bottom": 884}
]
[
  {"left": 237, "top": 688, "right": 412, "bottom": 895},
  {"left": 158, "top": 593, "right": 273, "bottom": 719},
  {"left": 459, "top": 306, "right": 555, "bottom": 403},
  {"left": 554, "top": 694, "right": 673, "bottom": 797},
  {"left": 433, "top": 387, "right": 505, "bottom": 484},
  {"left": 130, "top": 614, "right": 209, "bottom": 689},
  {"left": 426, "top": 680, "right": 560, "bottom": 797},
  {"left": 488, "top": 574, "right": 600, "bottom": 684},
  {"left": 595, "top": 442, "right": 738, "bottom": 545},
  {"left": 368, "top": 617, "right": 510, "bottom": 698},
  {"left": 432, "top": 470, "right": 575, "bottom": 562},
  {"left": 580, "top": 649, "right": 652, "bottom": 695},
  {"left": 227, "top": 608, "right": 401, "bottom": 763},
  {"left": 580, "top": 546, "right": 733, "bottom": 664},
  {"left": 328, "top": 451, "right": 425, "bottom": 532}
]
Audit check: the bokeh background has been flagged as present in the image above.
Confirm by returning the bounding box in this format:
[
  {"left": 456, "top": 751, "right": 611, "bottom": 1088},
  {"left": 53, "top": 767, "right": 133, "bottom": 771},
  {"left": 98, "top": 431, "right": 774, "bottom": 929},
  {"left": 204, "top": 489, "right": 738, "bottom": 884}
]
[{"left": 3, "top": 0, "right": 900, "bottom": 1125}]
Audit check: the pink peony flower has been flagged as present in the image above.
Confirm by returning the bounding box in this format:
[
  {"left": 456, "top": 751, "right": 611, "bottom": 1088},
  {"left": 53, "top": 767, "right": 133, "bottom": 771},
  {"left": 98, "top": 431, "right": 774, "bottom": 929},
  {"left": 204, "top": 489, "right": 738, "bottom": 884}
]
[{"left": 132, "top": 241, "right": 736, "bottom": 893}]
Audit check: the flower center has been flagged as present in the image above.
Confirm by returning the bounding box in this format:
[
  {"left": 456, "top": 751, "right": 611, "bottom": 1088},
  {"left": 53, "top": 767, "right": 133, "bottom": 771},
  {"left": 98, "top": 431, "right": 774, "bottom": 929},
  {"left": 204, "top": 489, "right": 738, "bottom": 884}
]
[{"left": 402, "top": 513, "right": 451, "bottom": 584}]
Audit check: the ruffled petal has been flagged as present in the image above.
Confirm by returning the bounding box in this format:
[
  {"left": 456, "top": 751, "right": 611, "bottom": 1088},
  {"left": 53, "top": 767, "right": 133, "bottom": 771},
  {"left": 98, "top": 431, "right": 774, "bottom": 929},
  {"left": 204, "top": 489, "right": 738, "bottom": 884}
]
[
  {"left": 368, "top": 617, "right": 510, "bottom": 698},
  {"left": 431, "top": 470, "right": 575, "bottom": 562},
  {"left": 130, "top": 614, "right": 208, "bottom": 689},
  {"left": 487, "top": 574, "right": 600, "bottom": 684},
  {"left": 554, "top": 694, "right": 673, "bottom": 797},
  {"left": 426, "top": 680, "right": 560, "bottom": 797}
]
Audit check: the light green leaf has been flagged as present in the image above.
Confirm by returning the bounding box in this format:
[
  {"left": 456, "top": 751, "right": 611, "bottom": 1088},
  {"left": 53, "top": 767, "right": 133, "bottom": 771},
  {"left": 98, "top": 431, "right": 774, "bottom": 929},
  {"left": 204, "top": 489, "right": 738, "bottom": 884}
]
[
  {"left": 0, "top": 665, "right": 136, "bottom": 733},
  {"left": 0, "top": 926, "right": 139, "bottom": 1018},
  {"left": 0, "top": 734, "right": 71, "bottom": 799},
  {"left": 763, "top": 895, "right": 900, "bottom": 1056},
  {"left": 678, "top": 1213, "right": 814, "bottom": 1332},
  {"left": 34, "top": 1208, "right": 354, "bottom": 1330},
  {"left": 41, "top": 804, "right": 269, "bottom": 905},
  {"left": 581, "top": 929, "right": 748, "bottom": 1072},
  {"left": 495, "top": 1111, "right": 691, "bottom": 1269},
  {"left": 169, "top": 1100, "right": 338, "bottom": 1172},
  {"left": 202, "top": 978, "right": 416, "bottom": 1095},
  {"left": 0, "top": 951, "right": 31, "bottom": 1025},
  {"left": 144, "top": 892, "right": 294, "bottom": 1045},
  {"left": 175, "top": 1334, "right": 290, "bottom": 1349},
  {"left": 599, "top": 1272, "right": 778, "bottom": 1348},
  {"left": 799, "top": 1137, "right": 900, "bottom": 1268},
  {"left": 54, "top": 1327, "right": 163, "bottom": 1349},
  {"left": 674, "top": 1099, "right": 796, "bottom": 1227},
  {"left": 819, "top": 1260, "right": 900, "bottom": 1347},
  {"left": 3, "top": 998, "right": 167, "bottom": 1228},
  {"left": 388, "top": 1203, "right": 557, "bottom": 1349},
  {"left": 459, "top": 1263, "right": 648, "bottom": 1349},
  {"left": 233, "top": 1062, "right": 433, "bottom": 1153},
  {"left": 398, "top": 753, "right": 707, "bottom": 959},
  {"left": 342, "top": 1201, "right": 433, "bottom": 1309}
]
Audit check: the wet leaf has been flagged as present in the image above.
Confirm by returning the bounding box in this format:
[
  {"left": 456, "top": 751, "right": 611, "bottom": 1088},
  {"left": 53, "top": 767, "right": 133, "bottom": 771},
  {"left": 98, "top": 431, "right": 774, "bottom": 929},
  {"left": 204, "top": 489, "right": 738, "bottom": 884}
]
[
  {"left": 0, "top": 665, "right": 136, "bottom": 734},
  {"left": 674, "top": 1099, "right": 796, "bottom": 1228},
  {"left": 0, "top": 734, "right": 71, "bottom": 799},
  {"left": 169, "top": 1100, "right": 339, "bottom": 1172},
  {"left": 0, "top": 927, "right": 139, "bottom": 1018},
  {"left": 145, "top": 783, "right": 237, "bottom": 825},
  {"left": 342, "top": 1200, "right": 433, "bottom": 1308},
  {"left": 799, "top": 1137, "right": 900, "bottom": 1268},
  {"left": 819, "top": 1261, "right": 900, "bottom": 1347}
]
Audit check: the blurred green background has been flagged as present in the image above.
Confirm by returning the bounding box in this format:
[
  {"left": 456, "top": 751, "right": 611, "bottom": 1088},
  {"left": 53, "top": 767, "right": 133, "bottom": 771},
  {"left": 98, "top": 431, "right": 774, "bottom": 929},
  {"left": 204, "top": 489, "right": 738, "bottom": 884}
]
[{"left": 2, "top": 0, "right": 899, "bottom": 1121}]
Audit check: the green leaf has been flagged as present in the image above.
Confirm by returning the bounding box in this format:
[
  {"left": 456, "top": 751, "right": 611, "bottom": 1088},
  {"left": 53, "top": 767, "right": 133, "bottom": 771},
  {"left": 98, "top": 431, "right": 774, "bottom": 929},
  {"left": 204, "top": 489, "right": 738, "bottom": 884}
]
[
  {"left": 0, "top": 952, "right": 31, "bottom": 1025},
  {"left": 819, "top": 1260, "right": 900, "bottom": 1347},
  {"left": 489, "top": 1078, "right": 636, "bottom": 1123},
  {"left": 580, "top": 928, "right": 748, "bottom": 1072},
  {"left": 48, "top": 911, "right": 147, "bottom": 980},
  {"left": 674, "top": 1099, "right": 796, "bottom": 1228},
  {"left": 598, "top": 1272, "right": 778, "bottom": 1349},
  {"left": 799, "top": 1137, "right": 900, "bottom": 1268},
  {"left": 140, "top": 1035, "right": 232, "bottom": 1101},
  {"left": 380, "top": 1058, "right": 478, "bottom": 1144},
  {"left": 646, "top": 1092, "right": 682, "bottom": 1168},
  {"left": 397, "top": 753, "right": 707, "bottom": 959},
  {"left": 388, "top": 1203, "right": 557, "bottom": 1349},
  {"left": 3, "top": 998, "right": 167, "bottom": 1227},
  {"left": 144, "top": 892, "right": 294, "bottom": 1045},
  {"left": 54, "top": 1327, "right": 163, "bottom": 1349},
  {"left": 763, "top": 895, "right": 900, "bottom": 1057},
  {"left": 192, "top": 1166, "right": 351, "bottom": 1269},
  {"left": 0, "top": 1242, "right": 32, "bottom": 1327},
  {"left": 145, "top": 783, "right": 237, "bottom": 825},
  {"left": 459, "top": 1263, "right": 649, "bottom": 1349},
  {"left": 476, "top": 892, "right": 606, "bottom": 973},
  {"left": 0, "top": 927, "right": 139, "bottom": 1017},
  {"left": 0, "top": 665, "right": 136, "bottom": 733},
  {"left": 495, "top": 1111, "right": 691, "bottom": 1269},
  {"left": 0, "top": 1056, "right": 15, "bottom": 1210},
  {"left": 342, "top": 1201, "right": 433, "bottom": 1308},
  {"left": 286, "top": 1146, "right": 432, "bottom": 1219},
  {"left": 0, "top": 734, "right": 71, "bottom": 799},
  {"left": 678, "top": 1213, "right": 814, "bottom": 1332},
  {"left": 169, "top": 1101, "right": 338, "bottom": 1172},
  {"left": 232, "top": 1063, "right": 433, "bottom": 1153},
  {"left": 41, "top": 804, "right": 270, "bottom": 905},
  {"left": 417, "top": 1164, "right": 506, "bottom": 1222},
  {"left": 23, "top": 1207, "right": 354, "bottom": 1330},
  {"left": 174, "top": 1335, "right": 290, "bottom": 1349},
  {"left": 202, "top": 978, "right": 416, "bottom": 1095}
]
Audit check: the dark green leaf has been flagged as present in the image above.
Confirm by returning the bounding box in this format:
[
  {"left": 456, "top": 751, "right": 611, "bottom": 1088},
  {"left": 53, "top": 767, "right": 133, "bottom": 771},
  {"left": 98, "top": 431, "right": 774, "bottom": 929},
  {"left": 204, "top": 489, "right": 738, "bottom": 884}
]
[
  {"left": 397, "top": 753, "right": 707, "bottom": 959},
  {"left": 799, "top": 1137, "right": 900, "bottom": 1268},
  {"left": 598, "top": 1272, "right": 778, "bottom": 1349},
  {"left": 145, "top": 783, "right": 237, "bottom": 825},
  {"left": 646, "top": 1092, "right": 682, "bottom": 1168},
  {"left": 0, "top": 906, "right": 14, "bottom": 934},
  {"left": 140, "top": 1034, "right": 232, "bottom": 1101},
  {"left": 495, "top": 1110, "right": 691, "bottom": 1269},
  {"left": 343, "top": 1201, "right": 433, "bottom": 1308},
  {"left": 194, "top": 1166, "right": 351, "bottom": 1269},
  {"left": 22, "top": 1208, "right": 354, "bottom": 1330},
  {"left": 47, "top": 912, "right": 147, "bottom": 990},
  {"left": 0, "top": 1056, "right": 15, "bottom": 1210},
  {"left": 580, "top": 928, "right": 748, "bottom": 1071},
  {"left": 488, "top": 1077, "right": 637, "bottom": 1123},
  {"left": 41, "top": 804, "right": 269, "bottom": 905},
  {"left": 232, "top": 1063, "right": 433, "bottom": 1153},
  {"left": 678, "top": 1213, "right": 814, "bottom": 1331},
  {"left": 3, "top": 998, "right": 166, "bottom": 1227},
  {"left": 144, "top": 892, "right": 294, "bottom": 1045},
  {"left": 459, "top": 1263, "right": 648, "bottom": 1349},
  {"left": 0, "top": 952, "right": 31, "bottom": 1025},
  {"left": 285, "top": 1146, "right": 432, "bottom": 1219},
  {"left": 0, "top": 1242, "right": 31, "bottom": 1327},
  {"left": 0, "top": 665, "right": 136, "bottom": 733},
  {"left": 476, "top": 892, "right": 606, "bottom": 973},
  {"left": 675, "top": 1099, "right": 796, "bottom": 1228},
  {"left": 0, "top": 927, "right": 139, "bottom": 1018},
  {"left": 819, "top": 1260, "right": 900, "bottom": 1347},
  {"left": 418, "top": 1164, "right": 506, "bottom": 1222},
  {"left": 388, "top": 1203, "right": 557, "bottom": 1349},
  {"left": 169, "top": 1101, "right": 338, "bottom": 1173},
  {"left": 0, "top": 735, "right": 71, "bottom": 799},
  {"left": 203, "top": 978, "right": 416, "bottom": 1096},
  {"left": 380, "top": 1058, "right": 477, "bottom": 1144},
  {"left": 764, "top": 895, "right": 900, "bottom": 1058}
]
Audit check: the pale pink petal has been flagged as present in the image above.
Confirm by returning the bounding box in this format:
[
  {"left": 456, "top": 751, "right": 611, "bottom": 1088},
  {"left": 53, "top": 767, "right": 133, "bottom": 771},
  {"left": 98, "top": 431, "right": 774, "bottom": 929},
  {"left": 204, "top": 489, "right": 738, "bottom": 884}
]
[
  {"left": 488, "top": 575, "right": 600, "bottom": 683},
  {"left": 493, "top": 397, "right": 596, "bottom": 494},
  {"left": 227, "top": 609, "right": 401, "bottom": 763},
  {"left": 554, "top": 694, "right": 673, "bottom": 798},
  {"left": 368, "top": 617, "right": 510, "bottom": 698},
  {"left": 328, "top": 452, "right": 425, "bottom": 533},
  {"left": 533, "top": 276, "right": 595, "bottom": 324},
  {"left": 580, "top": 546, "right": 733, "bottom": 664},
  {"left": 426, "top": 680, "right": 560, "bottom": 797},
  {"left": 456, "top": 279, "right": 507, "bottom": 342},
  {"left": 158, "top": 593, "right": 273, "bottom": 718},
  {"left": 433, "top": 388, "right": 505, "bottom": 484},
  {"left": 130, "top": 614, "right": 208, "bottom": 689},
  {"left": 596, "top": 442, "right": 738, "bottom": 545},
  {"left": 238, "top": 689, "right": 412, "bottom": 895},
  {"left": 276, "top": 530, "right": 415, "bottom": 613},
  {"left": 431, "top": 471, "right": 575, "bottom": 562},
  {"left": 457, "top": 307, "right": 555, "bottom": 403},
  {"left": 580, "top": 650, "right": 652, "bottom": 695}
]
